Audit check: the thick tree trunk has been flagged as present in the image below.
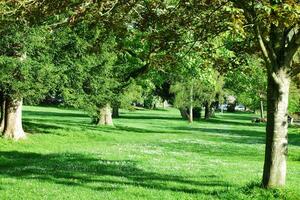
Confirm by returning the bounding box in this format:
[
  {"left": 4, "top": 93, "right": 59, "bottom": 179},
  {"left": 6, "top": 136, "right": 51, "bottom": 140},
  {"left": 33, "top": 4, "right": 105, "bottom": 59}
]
[
  {"left": 3, "top": 98, "right": 26, "bottom": 140},
  {"left": 193, "top": 107, "right": 202, "bottom": 120},
  {"left": 98, "top": 104, "right": 113, "bottom": 126},
  {"left": 112, "top": 106, "right": 119, "bottom": 118},
  {"left": 205, "top": 102, "right": 211, "bottom": 120},
  {"left": 260, "top": 100, "right": 265, "bottom": 119},
  {"left": 262, "top": 70, "right": 290, "bottom": 188}
]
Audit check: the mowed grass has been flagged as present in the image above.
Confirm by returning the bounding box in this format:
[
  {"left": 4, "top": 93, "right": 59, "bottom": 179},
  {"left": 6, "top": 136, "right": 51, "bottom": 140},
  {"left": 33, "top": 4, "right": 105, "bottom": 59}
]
[{"left": 0, "top": 106, "right": 299, "bottom": 200}]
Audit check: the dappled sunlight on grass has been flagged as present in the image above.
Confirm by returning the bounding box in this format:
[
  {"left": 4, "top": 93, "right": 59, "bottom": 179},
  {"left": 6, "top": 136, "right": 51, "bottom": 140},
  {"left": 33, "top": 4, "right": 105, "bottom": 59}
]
[{"left": 0, "top": 106, "right": 299, "bottom": 199}]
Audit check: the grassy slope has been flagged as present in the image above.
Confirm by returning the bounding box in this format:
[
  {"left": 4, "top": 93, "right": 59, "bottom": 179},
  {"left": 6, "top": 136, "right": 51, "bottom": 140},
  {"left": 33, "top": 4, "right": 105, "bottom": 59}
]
[{"left": 0, "top": 106, "right": 299, "bottom": 200}]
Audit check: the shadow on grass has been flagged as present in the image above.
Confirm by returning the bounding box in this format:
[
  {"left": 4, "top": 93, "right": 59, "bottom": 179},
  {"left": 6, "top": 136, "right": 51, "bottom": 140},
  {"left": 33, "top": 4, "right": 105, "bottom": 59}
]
[
  {"left": 22, "top": 108, "right": 300, "bottom": 146},
  {"left": 170, "top": 126, "right": 300, "bottom": 146},
  {"left": 217, "top": 113, "right": 256, "bottom": 120},
  {"left": 120, "top": 115, "right": 182, "bottom": 121},
  {"left": 159, "top": 139, "right": 264, "bottom": 158},
  {"left": 203, "top": 117, "right": 265, "bottom": 127},
  {"left": 114, "top": 125, "right": 190, "bottom": 135},
  {"left": 23, "top": 121, "right": 63, "bottom": 134},
  {"left": 171, "top": 126, "right": 265, "bottom": 144},
  {"left": 23, "top": 117, "right": 190, "bottom": 136},
  {"left": 0, "top": 151, "right": 232, "bottom": 195},
  {"left": 23, "top": 110, "right": 88, "bottom": 119}
]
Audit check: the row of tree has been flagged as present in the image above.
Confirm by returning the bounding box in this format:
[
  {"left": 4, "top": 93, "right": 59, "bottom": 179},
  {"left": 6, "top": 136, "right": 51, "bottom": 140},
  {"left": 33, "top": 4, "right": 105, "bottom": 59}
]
[{"left": 0, "top": 0, "right": 299, "bottom": 189}]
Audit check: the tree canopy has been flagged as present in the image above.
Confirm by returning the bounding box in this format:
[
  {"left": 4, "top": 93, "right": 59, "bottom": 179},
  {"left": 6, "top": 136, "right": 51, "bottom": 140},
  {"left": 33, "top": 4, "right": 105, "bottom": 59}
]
[{"left": 0, "top": 0, "right": 299, "bottom": 190}]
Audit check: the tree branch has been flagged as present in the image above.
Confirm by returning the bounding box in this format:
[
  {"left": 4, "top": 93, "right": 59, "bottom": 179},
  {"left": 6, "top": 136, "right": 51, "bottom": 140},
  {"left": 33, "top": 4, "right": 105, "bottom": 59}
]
[
  {"left": 120, "top": 62, "right": 150, "bottom": 88},
  {"left": 255, "top": 25, "right": 273, "bottom": 72},
  {"left": 284, "top": 27, "right": 300, "bottom": 67},
  {"left": 100, "top": 0, "right": 119, "bottom": 16},
  {"left": 289, "top": 62, "right": 300, "bottom": 77}
]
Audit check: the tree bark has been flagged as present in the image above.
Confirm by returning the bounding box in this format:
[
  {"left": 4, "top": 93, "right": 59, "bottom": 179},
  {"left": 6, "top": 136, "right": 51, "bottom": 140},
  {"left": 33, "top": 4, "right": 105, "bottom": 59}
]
[
  {"left": 210, "top": 104, "right": 215, "bottom": 117},
  {"left": 262, "top": 70, "right": 290, "bottom": 188},
  {"left": 260, "top": 100, "right": 265, "bottom": 119},
  {"left": 0, "top": 97, "right": 5, "bottom": 133},
  {"left": 205, "top": 102, "right": 211, "bottom": 120},
  {"left": 188, "top": 105, "right": 193, "bottom": 123},
  {"left": 179, "top": 107, "right": 189, "bottom": 120},
  {"left": 163, "top": 100, "right": 168, "bottom": 109},
  {"left": 214, "top": 93, "right": 220, "bottom": 110},
  {"left": 3, "top": 98, "right": 26, "bottom": 140},
  {"left": 112, "top": 106, "right": 119, "bottom": 118},
  {"left": 189, "top": 85, "right": 193, "bottom": 123},
  {"left": 193, "top": 107, "right": 202, "bottom": 120},
  {"left": 98, "top": 104, "right": 113, "bottom": 126}
]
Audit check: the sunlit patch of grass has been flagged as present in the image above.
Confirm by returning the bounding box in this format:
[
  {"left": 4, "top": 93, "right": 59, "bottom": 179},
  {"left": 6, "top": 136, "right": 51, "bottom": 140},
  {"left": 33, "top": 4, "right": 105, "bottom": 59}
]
[{"left": 0, "top": 106, "right": 299, "bottom": 199}]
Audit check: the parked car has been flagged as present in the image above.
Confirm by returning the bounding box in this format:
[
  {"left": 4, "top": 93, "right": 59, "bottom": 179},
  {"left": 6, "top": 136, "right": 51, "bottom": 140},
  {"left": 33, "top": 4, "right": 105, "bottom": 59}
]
[
  {"left": 235, "top": 104, "right": 245, "bottom": 111},
  {"left": 219, "top": 104, "right": 227, "bottom": 111}
]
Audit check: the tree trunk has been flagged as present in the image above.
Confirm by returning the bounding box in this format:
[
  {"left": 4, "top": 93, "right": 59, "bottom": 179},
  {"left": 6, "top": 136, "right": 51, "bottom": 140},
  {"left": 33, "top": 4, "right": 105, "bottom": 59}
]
[
  {"left": 163, "top": 100, "right": 168, "bottom": 109},
  {"left": 193, "top": 107, "right": 202, "bottom": 120},
  {"left": 205, "top": 102, "right": 211, "bottom": 120},
  {"left": 179, "top": 107, "right": 189, "bottom": 120},
  {"left": 189, "top": 85, "right": 193, "bottom": 123},
  {"left": 227, "top": 102, "right": 236, "bottom": 112},
  {"left": 214, "top": 93, "right": 220, "bottom": 110},
  {"left": 210, "top": 104, "right": 215, "bottom": 117},
  {"left": 3, "top": 98, "right": 26, "bottom": 140},
  {"left": 98, "top": 104, "right": 113, "bottom": 126},
  {"left": 112, "top": 106, "right": 119, "bottom": 118},
  {"left": 260, "top": 100, "right": 265, "bottom": 119},
  {"left": 188, "top": 104, "right": 193, "bottom": 123},
  {"left": 0, "top": 97, "right": 5, "bottom": 133},
  {"left": 262, "top": 70, "right": 290, "bottom": 188}
]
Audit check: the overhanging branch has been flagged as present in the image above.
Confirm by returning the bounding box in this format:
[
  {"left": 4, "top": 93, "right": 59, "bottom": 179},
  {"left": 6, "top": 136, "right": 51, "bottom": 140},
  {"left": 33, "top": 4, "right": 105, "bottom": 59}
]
[
  {"left": 289, "top": 63, "right": 300, "bottom": 77},
  {"left": 284, "top": 27, "right": 300, "bottom": 67},
  {"left": 255, "top": 25, "right": 274, "bottom": 72}
]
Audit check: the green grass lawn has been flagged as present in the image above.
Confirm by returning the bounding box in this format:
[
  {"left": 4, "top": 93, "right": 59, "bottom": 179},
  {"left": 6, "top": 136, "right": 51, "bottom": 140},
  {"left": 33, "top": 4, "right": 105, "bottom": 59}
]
[{"left": 0, "top": 106, "right": 299, "bottom": 200}]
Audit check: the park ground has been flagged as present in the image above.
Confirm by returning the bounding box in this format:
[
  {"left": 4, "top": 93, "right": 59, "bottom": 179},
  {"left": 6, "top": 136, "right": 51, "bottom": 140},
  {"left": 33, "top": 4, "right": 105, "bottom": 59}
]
[{"left": 0, "top": 106, "right": 299, "bottom": 200}]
